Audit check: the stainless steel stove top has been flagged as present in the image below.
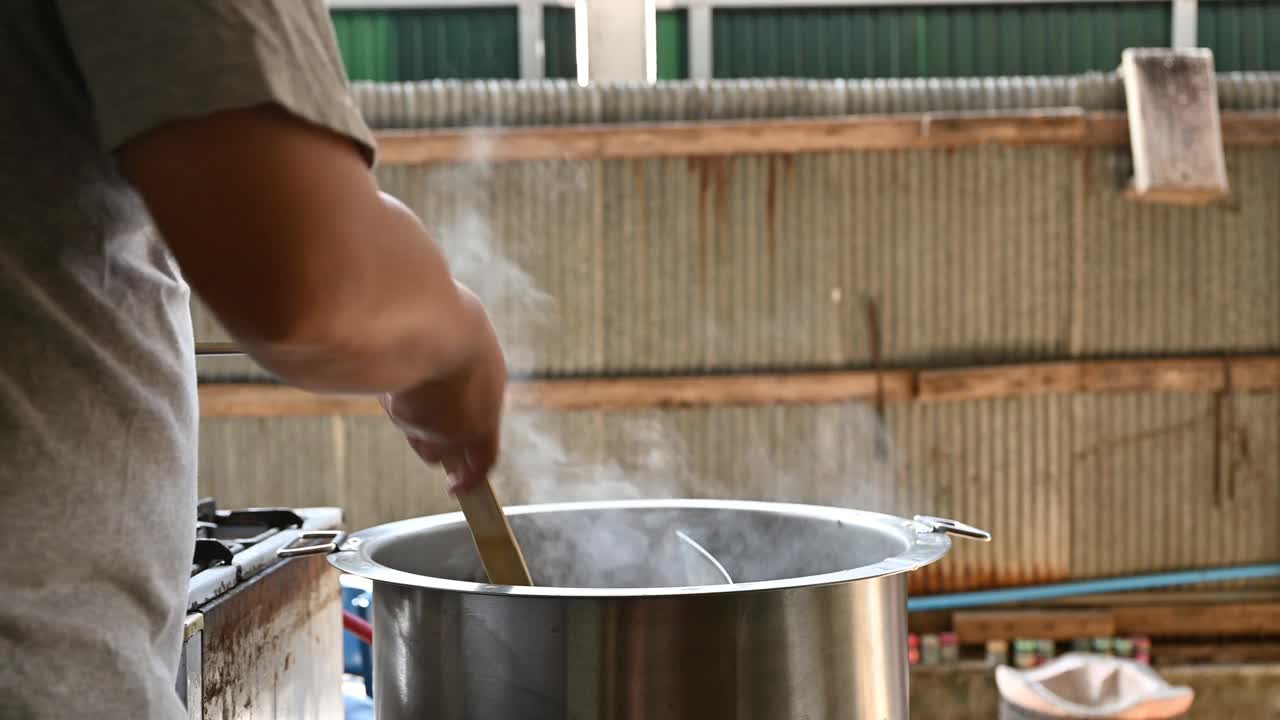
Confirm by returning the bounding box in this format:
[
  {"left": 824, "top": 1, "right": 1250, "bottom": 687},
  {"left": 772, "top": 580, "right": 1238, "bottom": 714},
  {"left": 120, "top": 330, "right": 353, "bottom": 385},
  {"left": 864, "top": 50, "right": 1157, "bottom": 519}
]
[
  {"left": 180, "top": 500, "right": 344, "bottom": 720},
  {"left": 187, "top": 499, "right": 342, "bottom": 609}
]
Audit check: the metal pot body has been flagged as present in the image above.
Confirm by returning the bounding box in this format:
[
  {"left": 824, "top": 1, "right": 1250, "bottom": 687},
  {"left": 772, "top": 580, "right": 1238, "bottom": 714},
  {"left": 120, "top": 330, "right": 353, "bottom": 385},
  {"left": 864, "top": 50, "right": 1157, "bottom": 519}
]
[
  {"left": 321, "top": 500, "right": 988, "bottom": 720},
  {"left": 372, "top": 572, "right": 908, "bottom": 720}
]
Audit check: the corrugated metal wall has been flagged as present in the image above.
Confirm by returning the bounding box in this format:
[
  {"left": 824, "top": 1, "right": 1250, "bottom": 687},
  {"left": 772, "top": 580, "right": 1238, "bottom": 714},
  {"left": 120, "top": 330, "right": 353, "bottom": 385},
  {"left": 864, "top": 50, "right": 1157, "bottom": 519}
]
[
  {"left": 331, "top": 11, "right": 395, "bottom": 82},
  {"left": 543, "top": 7, "right": 578, "bottom": 79},
  {"left": 345, "top": 73, "right": 1280, "bottom": 131},
  {"left": 712, "top": 2, "right": 1170, "bottom": 79},
  {"left": 198, "top": 389, "right": 1280, "bottom": 594},
  {"left": 196, "top": 145, "right": 1280, "bottom": 381},
  {"left": 657, "top": 10, "right": 689, "bottom": 80},
  {"left": 194, "top": 145, "right": 1280, "bottom": 589},
  {"left": 328, "top": 2, "right": 1280, "bottom": 82},
  {"left": 194, "top": 77, "right": 1280, "bottom": 591},
  {"left": 1200, "top": 0, "right": 1280, "bottom": 72},
  {"left": 331, "top": 8, "right": 522, "bottom": 80}
]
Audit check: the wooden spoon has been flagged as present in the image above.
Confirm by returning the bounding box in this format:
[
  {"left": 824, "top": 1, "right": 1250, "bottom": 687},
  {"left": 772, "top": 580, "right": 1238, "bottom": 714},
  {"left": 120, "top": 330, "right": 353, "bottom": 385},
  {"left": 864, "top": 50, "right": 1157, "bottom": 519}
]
[{"left": 454, "top": 480, "right": 533, "bottom": 586}]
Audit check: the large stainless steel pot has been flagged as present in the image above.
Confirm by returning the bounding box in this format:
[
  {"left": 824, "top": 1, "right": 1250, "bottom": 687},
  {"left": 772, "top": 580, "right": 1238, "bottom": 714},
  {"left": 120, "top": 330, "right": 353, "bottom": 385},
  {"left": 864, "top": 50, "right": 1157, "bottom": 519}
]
[{"left": 302, "top": 499, "right": 989, "bottom": 720}]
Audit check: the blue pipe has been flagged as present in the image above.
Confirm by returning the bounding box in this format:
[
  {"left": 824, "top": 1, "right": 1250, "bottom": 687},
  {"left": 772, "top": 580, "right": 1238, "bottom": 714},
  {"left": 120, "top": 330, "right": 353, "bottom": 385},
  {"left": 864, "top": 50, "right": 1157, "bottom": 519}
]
[{"left": 907, "top": 563, "right": 1280, "bottom": 613}]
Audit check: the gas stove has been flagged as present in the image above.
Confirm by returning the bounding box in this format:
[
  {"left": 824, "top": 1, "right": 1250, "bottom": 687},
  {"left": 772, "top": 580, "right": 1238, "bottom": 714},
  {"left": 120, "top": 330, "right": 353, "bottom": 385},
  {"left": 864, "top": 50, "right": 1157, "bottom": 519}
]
[{"left": 179, "top": 499, "right": 344, "bottom": 720}]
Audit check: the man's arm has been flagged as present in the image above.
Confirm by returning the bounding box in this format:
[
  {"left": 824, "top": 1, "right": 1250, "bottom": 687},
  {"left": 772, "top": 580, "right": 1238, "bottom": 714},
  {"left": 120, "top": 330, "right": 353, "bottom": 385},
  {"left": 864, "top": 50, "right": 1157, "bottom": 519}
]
[
  {"left": 119, "top": 103, "right": 485, "bottom": 395},
  {"left": 120, "top": 104, "right": 506, "bottom": 488}
]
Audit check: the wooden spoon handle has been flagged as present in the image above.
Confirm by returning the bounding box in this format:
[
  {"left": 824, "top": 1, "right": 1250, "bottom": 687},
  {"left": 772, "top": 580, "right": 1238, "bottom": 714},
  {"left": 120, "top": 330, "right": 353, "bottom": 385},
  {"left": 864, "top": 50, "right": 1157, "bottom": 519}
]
[{"left": 455, "top": 481, "right": 533, "bottom": 586}]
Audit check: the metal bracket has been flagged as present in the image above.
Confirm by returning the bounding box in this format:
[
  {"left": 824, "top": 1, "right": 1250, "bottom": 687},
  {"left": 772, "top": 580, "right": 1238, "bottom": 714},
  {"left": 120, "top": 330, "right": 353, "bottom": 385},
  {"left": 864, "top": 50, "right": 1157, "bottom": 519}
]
[
  {"left": 914, "top": 516, "right": 992, "bottom": 543},
  {"left": 278, "top": 530, "right": 347, "bottom": 558},
  {"left": 176, "top": 613, "right": 204, "bottom": 719}
]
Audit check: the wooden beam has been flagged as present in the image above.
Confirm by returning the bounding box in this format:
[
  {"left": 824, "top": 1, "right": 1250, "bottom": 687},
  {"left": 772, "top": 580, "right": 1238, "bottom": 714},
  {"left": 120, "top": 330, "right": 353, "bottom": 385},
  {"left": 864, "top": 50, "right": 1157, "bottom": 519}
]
[
  {"left": 1216, "top": 111, "right": 1280, "bottom": 146},
  {"left": 953, "top": 610, "right": 1115, "bottom": 644},
  {"left": 926, "top": 603, "right": 1280, "bottom": 645},
  {"left": 511, "top": 370, "right": 914, "bottom": 411},
  {"left": 922, "top": 603, "right": 1280, "bottom": 646},
  {"left": 200, "top": 370, "right": 915, "bottom": 417},
  {"left": 1152, "top": 642, "right": 1280, "bottom": 665},
  {"left": 199, "top": 384, "right": 381, "bottom": 418},
  {"left": 372, "top": 110, "right": 1280, "bottom": 166},
  {"left": 916, "top": 362, "right": 1082, "bottom": 403},
  {"left": 1113, "top": 602, "right": 1280, "bottom": 638},
  {"left": 1079, "top": 356, "right": 1226, "bottom": 395},
  {"left": 915, "top": 356, "right": 1240, "bottom": 403},
  {"left": 1229, "top": 356, "right": 1280, "bottom": 393},
  {"left": 375, "top": 109, "right": 1088, "bottom": 165},
  {"left": 198, "top": 354, "right": 1280, "bottom": 418}
]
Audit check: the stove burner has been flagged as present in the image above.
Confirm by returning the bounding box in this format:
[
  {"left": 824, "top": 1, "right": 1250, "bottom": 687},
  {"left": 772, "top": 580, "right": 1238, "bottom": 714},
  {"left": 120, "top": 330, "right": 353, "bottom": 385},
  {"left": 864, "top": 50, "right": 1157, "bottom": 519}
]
[
  {"left": 190, "top": 498, "right": 305, "bottom": 575},
  {"left": 192, "top": 538, "right": 235, "bottom": 575}
]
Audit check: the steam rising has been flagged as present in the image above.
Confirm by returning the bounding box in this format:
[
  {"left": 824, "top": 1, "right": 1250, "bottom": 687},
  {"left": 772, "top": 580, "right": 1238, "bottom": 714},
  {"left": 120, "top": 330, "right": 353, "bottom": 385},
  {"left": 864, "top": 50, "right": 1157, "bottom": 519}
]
[{"left": 399, "top": 140, "right": 902, "bottom": 588}]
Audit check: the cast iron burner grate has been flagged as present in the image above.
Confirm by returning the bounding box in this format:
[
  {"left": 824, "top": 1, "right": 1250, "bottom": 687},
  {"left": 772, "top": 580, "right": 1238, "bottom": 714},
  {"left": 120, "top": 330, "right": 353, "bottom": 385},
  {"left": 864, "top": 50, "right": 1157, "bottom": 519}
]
[{"left": 190, "top": 498, "right": 304, "bottom": 575}]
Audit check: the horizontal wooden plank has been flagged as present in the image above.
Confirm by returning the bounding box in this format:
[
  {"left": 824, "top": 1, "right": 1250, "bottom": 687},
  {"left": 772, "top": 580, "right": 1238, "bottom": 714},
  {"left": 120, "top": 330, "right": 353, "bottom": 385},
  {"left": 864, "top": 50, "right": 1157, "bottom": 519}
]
[
  {"left": 953, "top": 609, "right": 1115, "bottom": 644},
  {"left": 372, "top": 111, "right": 1280, "bottom": 166},
  {"left": 199, "top": 371, "right": 914, "bottom": 417},
  {"left": 927, "top": 602, "right": 1280, "bottom": 645},
  {"left": 1153, "top": 641, "right": 1280, "bottom": 665},
  {"left": 1217, "top": 111, "right": 1280, "bottom": 146},
  {"left": 1123, "top": 184, "right": 1230, "bottom": 207},
  {"left": 376, "top": 109, "right": 1087, "bottom": 165},
  {"left": 1113, "top": 602, "right": 1280, "bottom": 638},
  {"left": 1230, "top": 356, "right": 1280, "bottom": 393},
  {"left": 515, "top": 370, "right": 914, "bottom": 411},
  {"left": 917, "top": 362, "right": 1082, "bottom": 402},
  {"left": 199, "top": 385, "right": 380, "bottom": 418},
  {"left": 1079, "top": 356, "right": 1226, "bottom": 395},
  {"left": 917, "top": 356, "right": 1247, "bottom": 403},
  {"left": 198, "top": 355, "right": 1280, "bottom": 417}
]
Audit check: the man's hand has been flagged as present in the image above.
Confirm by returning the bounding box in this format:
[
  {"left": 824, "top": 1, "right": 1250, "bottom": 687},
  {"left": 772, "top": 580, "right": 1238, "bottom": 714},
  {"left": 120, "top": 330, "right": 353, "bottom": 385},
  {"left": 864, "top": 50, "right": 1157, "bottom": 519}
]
[{"left": 380, "top": 286, "right": 507, "bottom": 492}]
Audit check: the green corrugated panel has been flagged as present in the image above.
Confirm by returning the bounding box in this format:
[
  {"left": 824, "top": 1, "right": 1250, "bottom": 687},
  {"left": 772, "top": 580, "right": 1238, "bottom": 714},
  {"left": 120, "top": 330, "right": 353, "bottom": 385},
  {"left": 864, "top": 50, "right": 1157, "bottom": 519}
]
[
  {"left": 331, "top": 8, "right": 519, "bottom": 80},
  {"left": 1200, "top": 1, "right": 1280, "bottom": 71},
  {"left": 331, "top": 10, "right": 395, "bottom": 81},
  {"left": 714, "top": 3, "right": 1170, "bottom": 79},
  {"left": 393, "top": 8, "right": 519, "bottom": 79},
  {"left": 657, "top": 10, "right": 689, "bottom": 80},
  {"left": 544, "top": 7, "right": 577, "bottom": 79}
]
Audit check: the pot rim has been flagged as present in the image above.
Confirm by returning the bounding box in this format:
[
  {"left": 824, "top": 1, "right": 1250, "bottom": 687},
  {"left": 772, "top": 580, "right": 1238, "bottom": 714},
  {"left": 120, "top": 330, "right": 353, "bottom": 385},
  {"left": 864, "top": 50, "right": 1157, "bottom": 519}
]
[{"left": 328, "top": 498, "right": 955, "bottom": 598}]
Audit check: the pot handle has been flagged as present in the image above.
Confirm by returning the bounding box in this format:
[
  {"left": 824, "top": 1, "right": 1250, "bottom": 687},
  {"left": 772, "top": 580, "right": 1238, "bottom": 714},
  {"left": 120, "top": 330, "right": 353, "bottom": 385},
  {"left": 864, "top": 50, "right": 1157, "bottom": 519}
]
[
  {"left": 278, "top": 530, "right": 347, "bottom": 558},
  {"left": 914, "top": 516, "right": 992, "bottom": 543}
]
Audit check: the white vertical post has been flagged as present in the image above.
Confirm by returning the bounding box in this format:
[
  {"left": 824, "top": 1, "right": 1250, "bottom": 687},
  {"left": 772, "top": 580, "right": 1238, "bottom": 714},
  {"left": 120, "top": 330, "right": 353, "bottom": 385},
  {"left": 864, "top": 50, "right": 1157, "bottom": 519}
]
[
  {"left": 645, "top": 0, "right": 658, "bottom": 83},
  {"left": 575, "top": 0, "right": 590, "bottom": 85},
  {"left": 1171, "top": 0, "right": 1198, "bottom": 50},
  {"left": 518, "top": 0, "right": 545, "bottom": 80},
  {"left": 584, "top": 0, "right": 652, "bottom": 82},
  {"left": 688, "top": 1, "right": 713, "bottom": 80}
]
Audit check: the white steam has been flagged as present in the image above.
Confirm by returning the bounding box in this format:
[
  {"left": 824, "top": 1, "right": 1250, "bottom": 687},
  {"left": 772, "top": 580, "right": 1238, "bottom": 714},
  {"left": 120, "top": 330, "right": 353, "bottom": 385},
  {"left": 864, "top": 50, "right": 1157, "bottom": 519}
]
[{"left": 400, "top": 140, "right": 903, "bottom": 587}]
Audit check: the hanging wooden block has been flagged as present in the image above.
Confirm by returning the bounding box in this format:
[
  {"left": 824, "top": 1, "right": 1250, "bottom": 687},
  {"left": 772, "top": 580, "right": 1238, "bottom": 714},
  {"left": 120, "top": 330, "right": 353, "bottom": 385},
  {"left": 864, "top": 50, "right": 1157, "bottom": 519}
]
[{"left": 1120, "top": 48, "right": 1228, "bottom": 206}]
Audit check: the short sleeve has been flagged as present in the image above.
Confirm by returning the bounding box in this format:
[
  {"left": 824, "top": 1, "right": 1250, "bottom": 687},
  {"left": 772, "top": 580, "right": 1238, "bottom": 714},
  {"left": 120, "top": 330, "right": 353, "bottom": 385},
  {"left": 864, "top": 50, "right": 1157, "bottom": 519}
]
[{"left": 54, "top": 0, "right": 376, "bottom": 166}]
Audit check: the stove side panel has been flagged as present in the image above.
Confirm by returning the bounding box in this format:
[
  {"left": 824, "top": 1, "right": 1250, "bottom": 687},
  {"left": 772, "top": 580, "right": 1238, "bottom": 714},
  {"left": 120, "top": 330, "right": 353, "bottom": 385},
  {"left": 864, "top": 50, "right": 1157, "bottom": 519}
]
[{"left": 200, "top": 555, "right": 343, "bottom": 720}]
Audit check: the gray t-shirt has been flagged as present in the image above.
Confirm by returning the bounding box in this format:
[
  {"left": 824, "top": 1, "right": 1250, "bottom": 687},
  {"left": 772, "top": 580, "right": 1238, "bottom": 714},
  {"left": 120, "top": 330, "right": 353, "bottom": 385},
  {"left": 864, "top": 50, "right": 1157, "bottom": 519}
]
[{"left": 0, "top": 2, "right": 373, "bottom": 717}]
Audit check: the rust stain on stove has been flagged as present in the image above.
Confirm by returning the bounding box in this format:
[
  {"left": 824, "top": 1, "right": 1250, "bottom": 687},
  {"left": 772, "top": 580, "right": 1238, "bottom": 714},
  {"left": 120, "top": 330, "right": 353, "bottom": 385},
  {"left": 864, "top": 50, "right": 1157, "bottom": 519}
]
[{"left": 200, "top": 555, "right": 342, "bottom": 719}]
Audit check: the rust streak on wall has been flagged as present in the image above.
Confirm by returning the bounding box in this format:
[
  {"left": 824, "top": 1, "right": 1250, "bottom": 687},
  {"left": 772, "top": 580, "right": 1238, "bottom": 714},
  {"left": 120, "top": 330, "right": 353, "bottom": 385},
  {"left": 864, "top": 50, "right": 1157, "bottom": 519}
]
[
  {"left": 765, "top": 155, "right": 779, "bottom": 261},
  {"left": 712, "top": 156, "right": 731, "bottom": 236},
  {"left": 689, "top": 156, "right": 713, "bottom": 289}
]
